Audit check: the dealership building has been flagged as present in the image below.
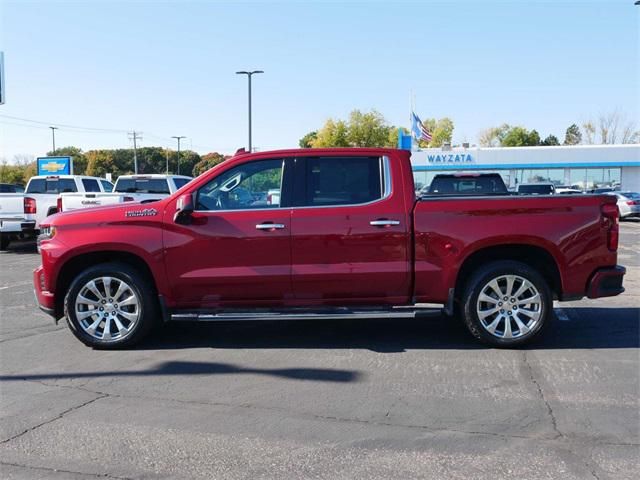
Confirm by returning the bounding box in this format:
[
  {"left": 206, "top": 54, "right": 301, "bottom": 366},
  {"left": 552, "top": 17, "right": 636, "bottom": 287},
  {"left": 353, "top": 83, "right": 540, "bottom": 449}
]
[{"left": 410, "top": 144, "right": 640, "bottom": 192}]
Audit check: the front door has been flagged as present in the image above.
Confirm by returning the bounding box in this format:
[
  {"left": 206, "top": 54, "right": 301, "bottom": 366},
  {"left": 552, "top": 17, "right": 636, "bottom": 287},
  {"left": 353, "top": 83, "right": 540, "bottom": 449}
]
[{"left": 164, "top": 158, "right": 293, "bottom": 309}]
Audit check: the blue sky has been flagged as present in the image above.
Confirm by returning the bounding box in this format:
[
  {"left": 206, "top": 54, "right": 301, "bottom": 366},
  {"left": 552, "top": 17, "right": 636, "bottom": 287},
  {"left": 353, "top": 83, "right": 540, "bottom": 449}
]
[{"left": 0, "top": 0, "right": 638, "bottom": 159}]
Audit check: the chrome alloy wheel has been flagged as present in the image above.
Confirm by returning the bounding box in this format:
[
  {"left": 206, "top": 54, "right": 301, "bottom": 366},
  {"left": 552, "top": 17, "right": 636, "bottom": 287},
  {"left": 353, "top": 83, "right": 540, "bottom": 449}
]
[
  {"left": 74, "top": 276, "right": 140, "bottom": 342},
  {"left": 476, "top": 274, "right": 542, "bottom": 340}
]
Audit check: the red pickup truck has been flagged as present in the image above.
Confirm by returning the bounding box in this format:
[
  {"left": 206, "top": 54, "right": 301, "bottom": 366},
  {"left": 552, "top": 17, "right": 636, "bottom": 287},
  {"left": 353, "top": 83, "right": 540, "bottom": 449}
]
[{"left": 34, "top": 148, "right": 625, "bottom": 349}]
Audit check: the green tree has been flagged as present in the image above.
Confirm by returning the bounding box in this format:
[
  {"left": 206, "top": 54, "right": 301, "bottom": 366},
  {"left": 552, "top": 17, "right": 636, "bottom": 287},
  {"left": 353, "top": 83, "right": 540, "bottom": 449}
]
[
  {"left": 310, "top": 109, "right": 403, "bottom": 148},
  {"left": 85, "top": 150, "right": 116, "bottom": 178},
  {"left": 479, "top": 124, "right": 510, "bottom": 147},
  {"left": 346, "top": 110, "right": 394, "bottom": 147},
  {"left": 541, "top": 134, "right": 560, "bottom": 146},
  {"left": 564, "top": 124, "right": 582, "bottom": 145},
  {"left": 192, "top": 152, "right": 229, "bottom": 177},
  {"left": 299, "top": 131, "right": 317, "bottom": 148},
  {"left": 387, "top": 127, "right": 409, "bottom": 148},
  {"left": 311, "top": 119, "right": 350, "bottom": 147},
  {"left": 419, "top": 117, "right": 454, "bottom": 148},
  {"left": 501, "top": 126, "right": 540, "bottom": 146}
]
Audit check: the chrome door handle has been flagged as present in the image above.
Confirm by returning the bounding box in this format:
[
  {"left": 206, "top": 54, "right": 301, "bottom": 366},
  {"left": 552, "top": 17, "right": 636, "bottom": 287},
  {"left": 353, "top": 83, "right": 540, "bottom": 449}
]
[
  {"left": 370, "top": 219, "right": 400, "bottom": 227},
  {"left": 256, "top": 223, "right": 286, "bottom": 230}
]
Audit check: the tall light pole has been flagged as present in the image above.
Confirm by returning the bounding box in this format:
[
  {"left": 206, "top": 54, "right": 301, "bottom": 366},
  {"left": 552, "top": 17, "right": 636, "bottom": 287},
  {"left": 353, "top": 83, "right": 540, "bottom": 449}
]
[
  {"left": 49, "top": 126, "right": 58, "bottom": 154},
  {"left": 171, "top": 136, "right": 186, "bottom": 175},
  {"left": 235, "top": 70, "right": 263, "bottom": 152}
]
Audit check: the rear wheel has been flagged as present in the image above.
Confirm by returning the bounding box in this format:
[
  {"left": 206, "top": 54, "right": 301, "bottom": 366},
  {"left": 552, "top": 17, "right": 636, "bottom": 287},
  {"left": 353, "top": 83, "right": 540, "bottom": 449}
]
[
  {"left": 64, "top": 262, "right": 158, "bottom": 348},
  {"left": 462, "top": 261, "right": 552, "bottom": 347}
]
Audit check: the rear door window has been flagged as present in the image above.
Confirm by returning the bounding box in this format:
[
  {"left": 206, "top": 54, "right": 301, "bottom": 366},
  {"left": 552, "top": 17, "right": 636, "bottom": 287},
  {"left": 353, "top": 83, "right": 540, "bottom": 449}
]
[
  {"left": 82, "top": 178, "right": 101, "bottom": 192},
  {"left": 301, "top": 157, "right": 382, "bottom": 206},
  {"left": 26, "top": 178, "right": 78, "bottom": 194},
  {"left": 115, "top": 178, "right": 171, "bottom": 194}
]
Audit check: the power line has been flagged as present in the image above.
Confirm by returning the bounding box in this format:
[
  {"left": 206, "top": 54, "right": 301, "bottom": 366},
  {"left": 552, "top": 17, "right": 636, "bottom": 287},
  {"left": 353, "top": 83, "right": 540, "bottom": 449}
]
[{"left": 0, "top": 114, "right": 128, "bottom": 133}]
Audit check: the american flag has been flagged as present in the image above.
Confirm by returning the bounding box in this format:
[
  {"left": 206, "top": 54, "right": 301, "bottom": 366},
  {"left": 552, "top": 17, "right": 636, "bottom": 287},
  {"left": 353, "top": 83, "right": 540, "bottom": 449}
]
[{"left": 411, "top": 112, "right": 432, "bottom": 142}]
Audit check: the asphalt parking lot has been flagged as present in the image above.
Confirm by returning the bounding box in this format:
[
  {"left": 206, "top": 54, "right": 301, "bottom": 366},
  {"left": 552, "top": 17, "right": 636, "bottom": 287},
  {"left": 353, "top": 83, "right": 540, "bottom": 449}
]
[{"left": 1, "top": 222, "right": 638, "bottom": 480}]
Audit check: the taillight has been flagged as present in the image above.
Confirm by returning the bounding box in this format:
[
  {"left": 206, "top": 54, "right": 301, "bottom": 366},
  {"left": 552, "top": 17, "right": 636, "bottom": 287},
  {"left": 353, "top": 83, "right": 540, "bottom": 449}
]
[
  {"left": 601, "top": 203, "right": 619, "bottom": 251},
  {"left": 56, "top": 197, "right": 63, "bottom": 212},
  {"left": 627, "top": 200, "right": 639, "bottom": 206},
  {"left": 24, "top": 197, "right": 36, "bottom": 214}
]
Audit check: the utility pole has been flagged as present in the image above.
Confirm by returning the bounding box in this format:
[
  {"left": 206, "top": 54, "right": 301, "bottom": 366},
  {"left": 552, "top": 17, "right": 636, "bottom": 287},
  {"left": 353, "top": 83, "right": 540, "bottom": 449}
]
[
  {"left": 49, "top": 126, "right": 58, "bottom": 154},
  {"left": 171, "top": 136, "right": 186, "bottom": 175},
  {"left": 235, "top": 70, "right": 263, "bottom": 152},
  {"left": 128, "top": 131, "right": 142, "bottom": 174},
  {"left": 165, "top": 148, "right": 170, "bottom": 174}
]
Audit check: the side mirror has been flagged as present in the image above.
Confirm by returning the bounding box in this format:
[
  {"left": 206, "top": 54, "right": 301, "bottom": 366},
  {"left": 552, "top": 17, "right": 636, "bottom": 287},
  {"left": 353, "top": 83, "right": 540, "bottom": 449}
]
[{"left": 174, "top": 193, "right": 194, "bottom": 225}]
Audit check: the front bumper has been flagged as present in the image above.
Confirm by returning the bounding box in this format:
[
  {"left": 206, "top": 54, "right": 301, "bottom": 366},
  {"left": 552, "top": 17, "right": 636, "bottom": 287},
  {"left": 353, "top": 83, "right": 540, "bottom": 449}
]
[
  {"left": 33, "top": 265, "right": 57, "bottom": 319},
  {"left": 587, "top": 265, "right": 626, "bottom": 299}
]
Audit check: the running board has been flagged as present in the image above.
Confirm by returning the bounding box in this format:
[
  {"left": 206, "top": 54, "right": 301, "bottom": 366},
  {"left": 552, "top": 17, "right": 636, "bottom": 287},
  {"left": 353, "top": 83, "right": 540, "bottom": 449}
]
[{"left": 170, "top": 307, "right": 441, "bottom": 322}]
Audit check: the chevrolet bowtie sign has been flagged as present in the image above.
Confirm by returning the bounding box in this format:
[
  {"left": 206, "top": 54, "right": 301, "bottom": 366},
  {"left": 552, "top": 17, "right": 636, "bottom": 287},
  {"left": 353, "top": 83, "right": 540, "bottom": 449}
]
[{"left": 37, "top": 157, "right": 73, "bottom": 176}]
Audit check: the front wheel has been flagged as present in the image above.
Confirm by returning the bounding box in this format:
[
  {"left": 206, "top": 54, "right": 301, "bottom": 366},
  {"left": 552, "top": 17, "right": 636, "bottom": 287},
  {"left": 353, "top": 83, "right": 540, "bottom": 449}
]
[
  {"left": 64, "top": 263, "right": 158, "bottom": 348},
  {"left": 462, "top": 261, "right": 552, "bottom": 347}
]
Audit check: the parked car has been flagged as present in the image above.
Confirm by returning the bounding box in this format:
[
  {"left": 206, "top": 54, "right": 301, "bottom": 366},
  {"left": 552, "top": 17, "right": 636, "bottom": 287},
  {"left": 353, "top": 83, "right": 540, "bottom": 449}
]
[
  {"left": 59, "top": 174, "right": 192, "bottom": 212},
  {"left": 589, "top": 187, "right": 619, "bottom": 194},
  {"left": 423, "top": 173, "right": 509, "bottom": 196},
  {"left": 35, "top": 148, "right": 625, "bottom": 349},
  {"left": 605, "top": 191, "right": 640, "bottom": 219},
  {"left": 24, "top": 175, "right": 114, "bottom": 231},
  {"left": 0, "top": 192, "right": 36, "bottom": 250},
  {"left": 515, "top": 183, "right": 555, "bottom": 195}
]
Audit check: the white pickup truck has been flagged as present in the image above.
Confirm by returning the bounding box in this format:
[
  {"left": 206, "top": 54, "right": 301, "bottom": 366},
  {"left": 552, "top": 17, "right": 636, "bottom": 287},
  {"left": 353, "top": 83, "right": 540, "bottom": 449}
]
[
  {"left": 0, "top": 184, "right": 36, "bottom": 250},
  {"left": 24, "top": 175, "right": 114, "bottom": 231},
  {"left": 59, "top": 174, "right": 192, "bottom": 212}
]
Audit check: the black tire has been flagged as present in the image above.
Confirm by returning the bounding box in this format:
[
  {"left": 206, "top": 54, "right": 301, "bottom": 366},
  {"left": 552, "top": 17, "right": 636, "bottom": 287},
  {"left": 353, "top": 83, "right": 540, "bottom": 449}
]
[
  {"left": 461, "top": 260, "right": 552, "bottom": 347},
  {"left": 0, "top": 234, "right": 10, "bottom": 251},
  {"left": 64, "top": 262, "right": 158, "bottom": 349}
]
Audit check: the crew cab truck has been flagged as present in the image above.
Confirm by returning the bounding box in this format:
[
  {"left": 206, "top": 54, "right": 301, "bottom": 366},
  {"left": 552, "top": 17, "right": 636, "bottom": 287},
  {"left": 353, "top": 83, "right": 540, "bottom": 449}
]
[
  {"left": 58, "top": 174, "right": 192, "bottom": 212},
  {"left": 24, "top": 175, "right": 114, "bottom": 230},
  {"left": 34, "top": 148, "right": 625, "bottom": 349}
]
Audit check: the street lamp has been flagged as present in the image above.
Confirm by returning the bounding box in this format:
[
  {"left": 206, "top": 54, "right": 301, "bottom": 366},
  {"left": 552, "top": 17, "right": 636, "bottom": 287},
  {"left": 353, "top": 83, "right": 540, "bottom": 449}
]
[
  {"left": 49, "top": 126, "right": 58, "bottom": 154},
  {"left": 171, "top": 136, "right": 186, "bottom": 175},
  {"left": 235, "top": 70, "right": 263, "bottom": 152}
]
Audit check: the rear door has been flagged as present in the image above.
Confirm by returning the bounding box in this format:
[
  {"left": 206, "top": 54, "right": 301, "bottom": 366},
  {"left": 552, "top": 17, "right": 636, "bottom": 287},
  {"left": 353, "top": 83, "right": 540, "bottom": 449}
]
[{"left": 289, "top": 155, "right": 411, "bottom": 305}]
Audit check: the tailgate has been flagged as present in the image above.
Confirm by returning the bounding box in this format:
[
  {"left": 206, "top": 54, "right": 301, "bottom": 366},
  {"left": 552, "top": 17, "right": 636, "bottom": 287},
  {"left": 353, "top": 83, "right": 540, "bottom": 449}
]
[{"left": 0, "top": 193, "right": 25, "bottom": 220}]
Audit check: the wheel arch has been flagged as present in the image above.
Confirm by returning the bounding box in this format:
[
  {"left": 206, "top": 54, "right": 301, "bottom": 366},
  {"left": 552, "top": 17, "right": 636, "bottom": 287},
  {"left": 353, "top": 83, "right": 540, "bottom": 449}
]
[
  {"left": 54, "top": 250, "right": 158, "bottom": 319},
  {"left": 455, "top": 244, "right": 563, "bottom": 302}
]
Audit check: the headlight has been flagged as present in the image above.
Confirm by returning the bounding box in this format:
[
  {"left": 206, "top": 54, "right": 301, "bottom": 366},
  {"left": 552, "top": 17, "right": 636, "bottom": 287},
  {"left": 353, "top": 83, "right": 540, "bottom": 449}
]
[
  {"left": 39, "top": 225, "right": 56, "bottom": 240},
  {"left": 37, "top": 226, "right": 56, "bottom": 252}
]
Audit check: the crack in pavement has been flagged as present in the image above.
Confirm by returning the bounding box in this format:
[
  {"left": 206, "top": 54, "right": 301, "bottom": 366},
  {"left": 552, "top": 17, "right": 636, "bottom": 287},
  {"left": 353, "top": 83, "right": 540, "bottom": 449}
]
[
  {"left": 8, "top": 377, "right": 638, "bottom": 449},
  {"left": 521, "top": 350, "right": 563, "bottom": 439},
  {"left": 1, "top": 393, "right": 109, "bottom": 445},
  {"left": 0, "top": 461, "right": 133, "bottom": 479}
]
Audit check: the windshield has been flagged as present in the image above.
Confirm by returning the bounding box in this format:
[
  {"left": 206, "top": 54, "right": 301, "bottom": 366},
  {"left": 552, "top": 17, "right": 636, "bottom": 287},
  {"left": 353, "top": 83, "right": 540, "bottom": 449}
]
[
  {"left": 26, "top": 178, "right": 77, "bottom": 194},
  {"left": 114, "top": 178, "right": 170, "bottom": 194}
]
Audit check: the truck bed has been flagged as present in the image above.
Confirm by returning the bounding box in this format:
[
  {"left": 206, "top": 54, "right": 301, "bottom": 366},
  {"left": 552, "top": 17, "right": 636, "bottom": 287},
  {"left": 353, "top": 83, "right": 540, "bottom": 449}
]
[{"left": 413, "top": 193, "right": 617, "bottom": 303}]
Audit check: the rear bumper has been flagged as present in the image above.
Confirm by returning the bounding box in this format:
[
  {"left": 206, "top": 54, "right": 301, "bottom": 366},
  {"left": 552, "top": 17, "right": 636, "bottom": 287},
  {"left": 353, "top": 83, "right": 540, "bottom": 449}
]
[
  {"left": 33, "top": 266, "right": 57, "bottom": 319},
  {"left": 587, "top": 265, "right": 626, "bottom": 299}
]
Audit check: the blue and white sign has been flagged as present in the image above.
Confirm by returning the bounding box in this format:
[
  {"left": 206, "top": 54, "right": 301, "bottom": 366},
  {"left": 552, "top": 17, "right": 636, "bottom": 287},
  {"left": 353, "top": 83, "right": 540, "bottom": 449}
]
[{"left": 37, "top": 156, "right": 73, "bottom": 176}]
